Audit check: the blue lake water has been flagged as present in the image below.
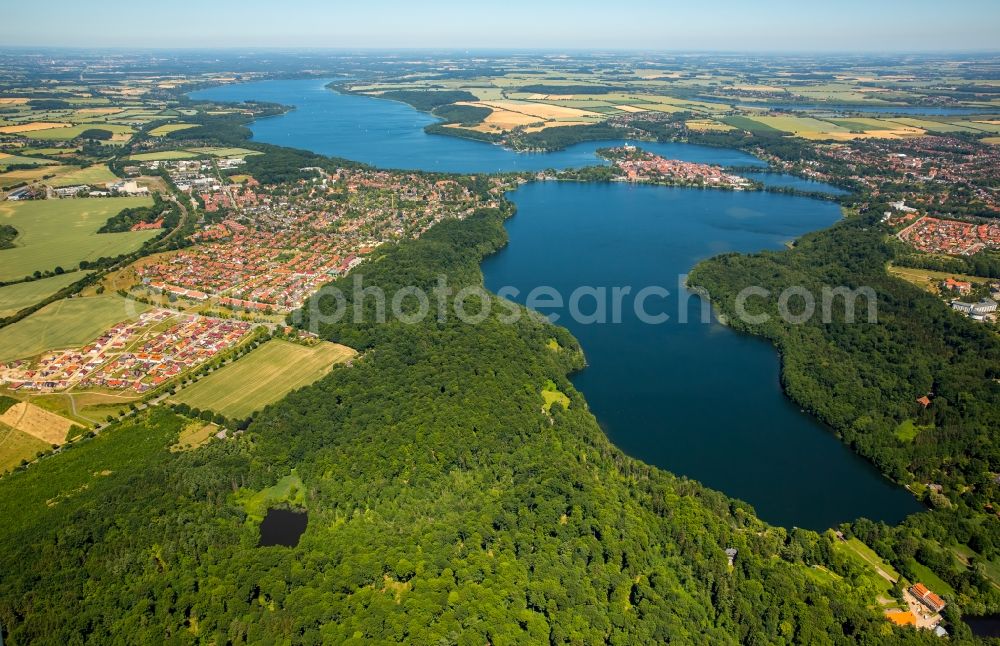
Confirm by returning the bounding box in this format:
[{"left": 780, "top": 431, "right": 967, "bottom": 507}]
[
  {"left": 192, "top": 79, "right": 767, "bottom": 173},
  {"left": 743, "top": 172, "right": 849, "bottom": 196},
  {"left": 192, "top": 78, "right": 922, "bottom": 529}
]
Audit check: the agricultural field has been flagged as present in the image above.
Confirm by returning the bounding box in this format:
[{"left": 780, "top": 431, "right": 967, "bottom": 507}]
[
  {"left": 0, "top": 122, "right": 69, "bottom": 134},
  {"left": 0, "top": 196, "right": 157, "bottom": 281},
  {"left": 183, "top": 146, "right": 262, "bottom": 157},
  {"left": 128, "top": 150, "right": 197, "bottom": 161},
  {"left": 0, "top": 295, "right": 150, "bottom": 362},
  {"left": 0, "top": 165, "right": 70, "bottom": 189},
  {"left": 744, "top": 115, "right": 923, "bottom": 140},
  {"left": 0, "top": 421, "right": 50, "bottom": 474},
  {"left": 27, "top": 123, "right": 134, "bottom": 141},
  {"left": 172, "top": 339, "right": 356, "bottom": 419},
  {"left": 0, "top": 271, "right": 91, "bottom": 318},
  {"left": 47, "top": 164, "right": 118, "bottom": 187},
  {"left": 148, "top": 123, "right": 196, "bottom": 136},
  {"left": 0, "top": 401, "right": 75, "bottom": 445},
  {"left": 0, "top": 153, "right": 57, "bottom": 170}
]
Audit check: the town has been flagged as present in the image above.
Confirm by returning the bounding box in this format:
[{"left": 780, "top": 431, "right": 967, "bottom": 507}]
[{"left": 600, "top": 145, "right": 754, "bottom": 190}]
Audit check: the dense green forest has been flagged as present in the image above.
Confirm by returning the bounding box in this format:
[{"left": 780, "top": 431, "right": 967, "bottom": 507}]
[
  {"left": 377, "top": 89, "right": 479, "bottom": 112},
  {"left": 689, "top": 214, "right": 1000, "bottom": 618},
  {"left": 0, "top": 224, "right": 17, "bottom": 249},
  {"left": 0, "top": 197, "right": 940, "bottom": 644}
]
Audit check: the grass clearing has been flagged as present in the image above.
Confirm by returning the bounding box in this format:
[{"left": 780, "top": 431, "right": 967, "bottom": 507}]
[
  {"left": 542, "top": 379, "right": 570, "bottom": 412},
  {"left": 0, "top": 271, "right": 91, "bottom": 317},
  {"left": 893, "top": 419, "right": 931, "bottom": 442},
  {"left": 170, "top": 421, "right": 218, "bottom": 452},
  {"left": 0, "top": 295, "right": 150, "bottom": 362},
  {"left": 0, "top": 196, "right": 156, "bottom": 281},
  {"left": 173, "top": 340, "right": 356, "bottom": 419},
  {"left": 887, "top": 263, "right": 992, "bottom": 294},
  {"left": 236, "top": 470, "right": 306, "bottom": 522}
]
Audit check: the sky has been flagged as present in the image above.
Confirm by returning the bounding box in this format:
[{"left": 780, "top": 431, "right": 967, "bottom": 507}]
[{"left": 2, "top": 0, "right": 998, "bottom": 51}]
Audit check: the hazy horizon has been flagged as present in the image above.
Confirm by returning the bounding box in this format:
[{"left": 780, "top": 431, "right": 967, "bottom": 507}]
[{"left": 2, "top": 0, "right": 998, "bottom": 52}]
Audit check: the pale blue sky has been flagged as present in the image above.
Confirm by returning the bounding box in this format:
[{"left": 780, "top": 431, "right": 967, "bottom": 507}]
[{"left": 2, "top": 0, "right": 998, "bottom": 51}]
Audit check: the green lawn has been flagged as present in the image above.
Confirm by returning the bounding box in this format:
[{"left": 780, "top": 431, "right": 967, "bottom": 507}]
[
  {"left": 0, "top": 196, "right": 156, "bottom": 281},
  {"left": 0, "top": 271, "right": 92, "bottom": 317},
  {"left": 907, "top": 559, "right": 956, "bottom": 597},
  {"left": 0, "top": 295, "right": 150, "bottom": 362},
  {"left": 173, "top": 340, "right": 357, "bottom": 419}
]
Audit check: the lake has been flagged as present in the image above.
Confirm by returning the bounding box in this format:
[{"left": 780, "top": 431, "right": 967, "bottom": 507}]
[
  {"left": 258, "top": 508, "right": 308, "bottom": 547},
  {"left": 193, "top": 78, "right": 922, "bottom": 529}
]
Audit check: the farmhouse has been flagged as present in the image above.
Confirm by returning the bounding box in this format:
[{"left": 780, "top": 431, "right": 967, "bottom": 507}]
[
  {"left": 941, "top": 277, "right": 972, "bottom": 295},
  {"left": 910, "top": 583, "right": 946, "bottom": 613}
]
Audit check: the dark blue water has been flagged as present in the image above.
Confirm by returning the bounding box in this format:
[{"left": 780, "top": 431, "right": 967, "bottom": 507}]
[
  {"left": 965, "top": 614, "right": 1000, "bottom": 638},
  {"left": 192, "top": 79, "right": 766, "bottom": 173},
  {"left": 482, "top": 182, "right": 920, "bottom": 529},
  {"left": 191, "top": 78, "right": 921, "bottom": 529},
  {"left": 258, "top": 508, "right": 308, "bottom": 547},
  {"left": 743, "top": 172, "right": 849, "bottom": 196}
]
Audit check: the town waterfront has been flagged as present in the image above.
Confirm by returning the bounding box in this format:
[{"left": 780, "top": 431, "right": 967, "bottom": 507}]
[{"left": 193, "top": 79, "right": 922, "bottom": 529}]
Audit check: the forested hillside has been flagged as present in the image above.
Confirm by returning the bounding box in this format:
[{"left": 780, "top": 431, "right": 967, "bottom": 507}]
[
  {"left": 0, "top": 203, "right": 934, "bottom": 644},
  {"left": 690, "top": 213, "right": 1000, "bottom": 619}
]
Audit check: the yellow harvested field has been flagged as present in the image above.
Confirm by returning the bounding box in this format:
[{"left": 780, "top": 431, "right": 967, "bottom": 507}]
[
  {"left": 983, "top": 137, "right": 1000, "bottom": 145},
  {"left": 686, "top": 119, "right": 735, "bottom": 131},
  {"left": 748, "top": 115, "right": 923, "bottom": 140},
  {"left": 470, "top": 100, "right": 601, "bottom": 120},
  {"left": 0, "top": 122, "right": 71, "bottom": 134},
  {"left": 615, "top": 105, "right": 652, "bottom": 113},
  {"left": 0, "top": 98, "right": 29, "bottom": 105},
  {"left": 75, "top": 108, "right": 124, "bottom": 115},
  {"left": 0, "top": 402, "right": 75, "bottom": 445}
]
